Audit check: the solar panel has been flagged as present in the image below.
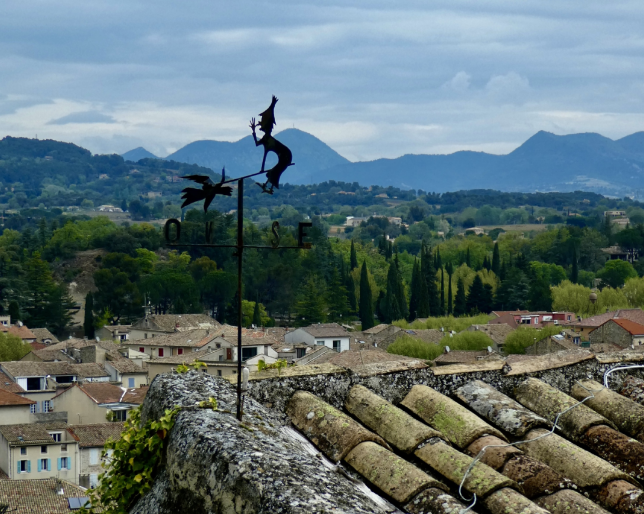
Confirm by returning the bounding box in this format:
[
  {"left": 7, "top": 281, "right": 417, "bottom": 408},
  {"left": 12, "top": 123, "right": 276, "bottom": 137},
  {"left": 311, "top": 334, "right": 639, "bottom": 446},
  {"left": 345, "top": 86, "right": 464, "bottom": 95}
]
[{"left": 68, "top": 497, "right": 90, "bottom": 509}]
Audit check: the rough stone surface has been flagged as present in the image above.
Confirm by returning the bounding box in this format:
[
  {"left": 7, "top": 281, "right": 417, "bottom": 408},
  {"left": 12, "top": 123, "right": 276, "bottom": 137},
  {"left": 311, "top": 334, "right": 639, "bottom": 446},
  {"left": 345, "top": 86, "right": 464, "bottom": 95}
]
[
  {"left": 595, "top": 479, "right": 644, "bottom": 514},
  {"left": 401, "top": 385, "right": 507, "bottom": 448},
  {"left": 572, "top": 379, "right": 644, "bottom": 442},
  {"left": 345, "top": 441, "right": 446, "bottom": 504},
  {"left": 466, "top": 435, "right": 522, "bottom": 471},
  {"left": 534, "top": 489, "right": 610, "bottom": 514},
  {"left": 414, "top": 439, "right": 516, "bottom": 498},
  {"left": 620, "top": 375, "right": 644, "bottom": 406},
  {"left": 132, "top": 371, "right": 391, "bottom": 514},
  {"left": 286, "top": 390, "right": 389, "bottom": 462},
  {"left": 345, "top": 384, "right": 443, "bottom": 453},
  {"left": 579, "top": 425, "right": 644, "bottom": 481},
  {"left": 514, "top": 378, "right": 617, "bottom": 441},
  {"left": 404, "top": 487, "right": 473, "bottom": 514},
  {"left": 455, "top": 380, "right": 551, "bottom": 437},
  {"left": 520, "top": 429, "right": 632, "bottom": 489},
  {"left": 482, "top": 487, "right": 550, "bottom": 514}
]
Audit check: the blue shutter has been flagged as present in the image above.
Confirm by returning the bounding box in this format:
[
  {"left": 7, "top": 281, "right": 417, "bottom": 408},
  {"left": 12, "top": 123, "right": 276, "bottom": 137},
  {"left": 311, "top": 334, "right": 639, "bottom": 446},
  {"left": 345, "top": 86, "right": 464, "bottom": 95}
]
[
  {"left": 67, "top": 457, "right": 71, "bottom": 470},
  {"left": 57, "top": 458, "right": 61, "bottom": 471},
  {"left": 27, "top": 460, "right": 31, "bottom": 473},
  {"left": 38, "top": 459, "right": 42, "bottom": 472},
  {"left": 17, "top": 461, "right": 20, "bottom": 474},
  {"left": 47, "top": 459, "right": 51, "bottom": 472}
]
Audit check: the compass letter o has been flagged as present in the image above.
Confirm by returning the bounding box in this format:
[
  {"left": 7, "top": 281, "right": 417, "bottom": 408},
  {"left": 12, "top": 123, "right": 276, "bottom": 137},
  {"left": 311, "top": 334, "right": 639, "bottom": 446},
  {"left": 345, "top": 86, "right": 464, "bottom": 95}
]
[{"left": 164, "top": 219, "right": 181, "bottom": 243}]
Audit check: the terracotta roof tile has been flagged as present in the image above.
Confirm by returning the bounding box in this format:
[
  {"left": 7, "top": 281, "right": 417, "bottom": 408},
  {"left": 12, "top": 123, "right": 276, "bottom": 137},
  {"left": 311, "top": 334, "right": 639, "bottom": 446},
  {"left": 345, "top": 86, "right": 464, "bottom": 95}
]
[
  {"left": 0, "top": 361, "right": 109, "bottom": 378},
  {"left": 121, "top": 386, "right": 148, "bottom": 404},
  {"left": 0, "top": 389, "right": 35, "bottom": 406},
  {"left": 607, "top": 318, "right": 644, "bottom": 335},
  {"left": 299, "top": 323, "right": 349, "bottom": 338},
  {"left": 0, "top": 421, "right": 69, "bottom": 444},
  {"left": 132, "top": 314, "right": 219, "bottom": 332},
  {"left": 0, "top": 370, "right": 24, "bottom": 393},
  {"left": 29, "top": 342, "right": 47, "bottom": 351},
  {"left": 106, "top": 357, "right": 147, "bottom": 374},
  {"left": 0, "top": 325, "right": 36, "bottom": 340},
  {"left": 67, "top": 422, "right": 125, "bottom": 447},
  {"left": 326, "top": 350, "right": 420, "bottom": 369},
  {"left": 0, "top": 478, "right": 89, "bottom": 514},
  {"left": 29, "top": 328, "right": 59, "bottom": 344}
]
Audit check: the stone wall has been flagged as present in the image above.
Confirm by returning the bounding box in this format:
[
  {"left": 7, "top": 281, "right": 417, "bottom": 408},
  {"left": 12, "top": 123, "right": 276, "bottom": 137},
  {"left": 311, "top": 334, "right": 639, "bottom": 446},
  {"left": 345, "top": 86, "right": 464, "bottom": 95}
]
[
  {"left": 589, "top": 321, "right": 631, "bottom": 347},
  {"left": 525, "top": 337, "right": 569, "bottom": 355}
]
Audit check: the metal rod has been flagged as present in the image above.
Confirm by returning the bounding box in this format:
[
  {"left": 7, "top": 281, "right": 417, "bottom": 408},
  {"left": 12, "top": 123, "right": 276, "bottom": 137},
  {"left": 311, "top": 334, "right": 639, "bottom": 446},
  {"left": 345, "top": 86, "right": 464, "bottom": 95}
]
[
  {"left": 236, "top": 178, "right": 243, "bottom": 421},
  {"left": 221, "top": 170, "right": 264, "bottom": 185}
]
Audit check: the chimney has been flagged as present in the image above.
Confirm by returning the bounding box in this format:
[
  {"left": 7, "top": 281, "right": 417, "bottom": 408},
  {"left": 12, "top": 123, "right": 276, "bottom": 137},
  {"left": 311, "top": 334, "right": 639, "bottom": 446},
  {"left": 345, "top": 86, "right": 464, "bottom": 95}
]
[{"left": 444, "top": 346, "right": 450, "bottom": 353}]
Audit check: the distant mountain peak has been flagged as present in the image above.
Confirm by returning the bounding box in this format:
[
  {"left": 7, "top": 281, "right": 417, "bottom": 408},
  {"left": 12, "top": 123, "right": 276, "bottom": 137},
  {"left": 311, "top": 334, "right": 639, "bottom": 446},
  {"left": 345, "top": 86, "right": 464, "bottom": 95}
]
[{"left": 122, "top": 147, "right": 158, "bottom": 162}]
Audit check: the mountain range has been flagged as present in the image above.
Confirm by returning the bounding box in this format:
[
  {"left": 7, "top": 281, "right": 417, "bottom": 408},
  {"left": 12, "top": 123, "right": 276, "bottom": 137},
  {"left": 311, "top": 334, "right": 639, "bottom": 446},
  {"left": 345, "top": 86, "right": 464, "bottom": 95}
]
[{"left": 123, "top": 129, "right": 644, "bottom": 195}]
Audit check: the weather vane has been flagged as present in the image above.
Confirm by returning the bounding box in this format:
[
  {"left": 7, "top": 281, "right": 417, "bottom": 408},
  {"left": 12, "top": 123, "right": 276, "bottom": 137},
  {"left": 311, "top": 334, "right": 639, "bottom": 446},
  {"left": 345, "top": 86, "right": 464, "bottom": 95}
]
[{"left": 164, "top": 96, "right": 310, "bottom": 421}]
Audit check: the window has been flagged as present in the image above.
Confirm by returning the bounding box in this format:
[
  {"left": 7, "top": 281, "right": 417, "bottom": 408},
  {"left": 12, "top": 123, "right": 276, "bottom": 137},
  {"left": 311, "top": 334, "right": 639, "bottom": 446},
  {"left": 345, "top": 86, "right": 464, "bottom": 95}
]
[
  {"left": 89, "top": 448, "right": 100, "bottom": 466},
  {"left": 20, "top": 447, "right": 27, "bottom": 455},
  {"left": 217, "top": 370, "right": 222, "bottom": 377},
  {"left": 112, "top": 410, "right": 127, "bottom": 422},
  {"left": 61, "top": 444, "right": 68, "bottom": 452},
  {"left": 27, "top": 377, "right": 42, "bottom": 391},
  {"left": 144, "top": 333, "right": 148, "bottom": 339},
  {"left": 139, "top": 347, "right": 144, "bottom": 353},
  {"left": 39, "top": 458, "right": 50, "bottom": 472},
  {"left": 18, "top": 460, "right": 30, "bottom": 473},
  {"left": 241, "top": 347, "right": 258, "bottom": 361},
  {"left": 333, "top": 340, "right": 341, "bottom": 352},
  {"left": 219, "top": 355, "right": 223, "bottom": 361},
  {"left": 59, "top": 457, "right": 70, "bottom": 470},
  {"left": 128, "top": 378, "right": 135, "bottom": 388},
  {"left": 316, "top": 340, "right": 325, "bottom": 346},
  {"left": 296, "top": 348, "right": 306, "bottom": 358},
  {"left": 177, "top": 348, "right": 183, "bottom": 355},
  {"left": 42, "top": 400, "right": 51, "bottom": 412},
  {"left": 50, "top": 433, "right": 61, "bottom": 442},
  {"left": 158, "top": 348, "right": 164, "bottom": 358},
  {"left": 201, "top": 368, "right": 207, "bottom": 373},
  {"left": 41, "top": 446, "right": 47, "bottom": 454},
  {"left": 30, "top": 404, "right": 38, "bottom": 414}
]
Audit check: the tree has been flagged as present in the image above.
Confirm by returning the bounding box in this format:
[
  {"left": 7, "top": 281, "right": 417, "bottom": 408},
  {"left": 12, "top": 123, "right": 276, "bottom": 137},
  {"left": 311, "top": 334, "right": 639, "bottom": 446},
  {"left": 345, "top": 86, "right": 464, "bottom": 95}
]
[
  {"left": 23, "top": 252, "right": 56, "bottom": 328},
  {"left": 440, "top": 267, "right": 445, "bottom": 315},
  {"left": 454, "top": 277, "right": 467, "bottom": 316},
  {"left": 47, "top": 285, "right": 77, "bottom": 337},
  {"left": 8, "top": 301, "right": 20, "bottom": 323},
  {"left": 326, "top": 267, "right": 349, "bottom": 322},
  {"left": 528, "top": 275, "right": 553, "bottom": 311},
  {"left": 252, "top": 300, "right": 261, "bottom": 327},
  {"left": 481, "top": 284, "right": 494, "bottom": 314},
  {"left": 491, "top": 242, "right": 500, "bottom": 276},
  {"left": 597, "top": 260, "right": 638, "bottom": 289},
  {"left": 84, "top": 292, "right": 95, "bottom": 339},
  {"left": 409, "top": 260, "right": 420, "bottom": 321},
  {"left": 0, "top": 332, "right": 31, "bottom": 361},
  {"left": 446, "top": 263, "right": 454, "bottom": 315},
  {"left": 350, "top": 240, "right": 358, "bottom": 270},
  {"left": 465, "top": 248, "right": 471, "bottom": 268},
  {"left": 295, "top": 276, "right": 326, "bottom": 326},
  {"left": 382, "top": 262, "right": 406, "bottom": 323},
  {"left": 466, "top": 274, "right": 485, "bottom": 314},
  {"left": 570, "top": 246, "right": 579, "bottom": 284},
  {"left": 359, "top": 261, "right": 375, "bottom": 330},
  {"left": 421, "top": 246, "right": 440, "bottom": 316}
]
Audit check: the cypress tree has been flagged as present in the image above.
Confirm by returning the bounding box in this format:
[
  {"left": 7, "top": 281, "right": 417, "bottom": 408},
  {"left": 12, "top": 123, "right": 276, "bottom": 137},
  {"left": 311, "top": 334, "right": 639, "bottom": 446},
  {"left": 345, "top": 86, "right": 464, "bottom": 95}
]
[
  {"left": 454, "top": 277, "right": 467, "bottom": 316},
  {"left": 350, "top": 240, "right": 358, "bottom": 270},
  {"left": 326, "top": 267, "right": 350, "bottom": 322},
  {"left": 435, "top": 247, "right": 442, "bottom": 270},
  {"left": 481, "top": 284, "right": 494, "bottom": 314},
  {"left": 409, "top": 260, "right": 420, "bottom": 321},
  {"left": 295, "top": 277, "right": 326, "bottom": 326},
  {"left": 491, "top": 242, "right": 500, "bottom": 276},
  {"left": 8, "top": 301, "right": 20, "bottom": 323},
  {"left": 440, "top": 267, "right": 445, "bottom": 315},
  {"left": 417, "top": 260, "right": 431, "bottom": 318},
  {"left": 359, "top": 261, "right": 375, "bottom": 330},
  {"left": 446, "top": 262, "right": 453, "bottom": 315},
  {"left": 465, "top": 248, "right": 471, "bottom": 268},
  {"left": 252, "top": 300, "right": 262, "bottom": 327},
  {"left": 84, "top": 292, "right": 95, "bottom": 339},
  {"left": 386, "top": 241, "right": 393, "bottom": 260},
  {"left": 466, "top": 275, "right": 485, "bottom": 314},
  {"left": 421, "top": 246, "right": 440, "bottom": 316}
]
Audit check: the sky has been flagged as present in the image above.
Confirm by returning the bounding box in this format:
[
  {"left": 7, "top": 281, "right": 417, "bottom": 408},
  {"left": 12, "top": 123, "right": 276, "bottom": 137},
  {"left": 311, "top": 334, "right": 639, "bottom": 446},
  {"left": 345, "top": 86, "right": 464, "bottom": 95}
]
[{"left": 1, "top": 0, "right": 644, "bottom": 161}]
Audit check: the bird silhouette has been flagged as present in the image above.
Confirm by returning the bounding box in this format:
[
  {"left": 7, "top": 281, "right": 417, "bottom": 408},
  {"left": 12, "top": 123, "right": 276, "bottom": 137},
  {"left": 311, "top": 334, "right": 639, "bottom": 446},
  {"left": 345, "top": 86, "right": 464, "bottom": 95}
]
[
  {"left": 250, "top": 95, "right": 294, "bottom": 194},
  {"left": 180, "top": 167, "right": 232, "bottom": 212}
]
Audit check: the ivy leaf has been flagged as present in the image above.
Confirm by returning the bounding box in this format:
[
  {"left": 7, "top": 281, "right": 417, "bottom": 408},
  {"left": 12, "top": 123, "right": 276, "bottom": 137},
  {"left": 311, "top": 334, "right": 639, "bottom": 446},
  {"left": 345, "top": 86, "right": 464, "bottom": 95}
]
[{"left": 134, "top": 474, "right": 143, "bottom": 483}]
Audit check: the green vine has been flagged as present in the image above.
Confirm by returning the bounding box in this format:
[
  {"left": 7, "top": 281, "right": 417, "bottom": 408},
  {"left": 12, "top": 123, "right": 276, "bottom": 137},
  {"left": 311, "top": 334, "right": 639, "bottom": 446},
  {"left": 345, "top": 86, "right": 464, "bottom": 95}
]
[{"left": 80, "top": 405, "right": 180, "bottom": 514}]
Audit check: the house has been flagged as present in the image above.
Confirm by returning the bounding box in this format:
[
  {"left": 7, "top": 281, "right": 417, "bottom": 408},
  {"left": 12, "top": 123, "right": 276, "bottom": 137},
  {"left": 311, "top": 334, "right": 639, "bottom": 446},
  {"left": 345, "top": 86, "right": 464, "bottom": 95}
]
[
  {"left": 344, "top": 216, "right": 367, "bottom": 227},
  {"left": 104, "top": 358, "right": 148, "bottom": 388},
  {"left": 467, "top": 324, "right": 515, "bottom": 351},
  {"left": 96, "top": 324, "right": 131, "bottom": 341},
  {"left": 433, "top": 347, "right": 501, "bottom": 366},
  {"left": 146, "top": 351, "right": 240, "bottom": 380},
  {"left": 489, "top": 311, "right": 575, "bottom": 329},
  {"left": 359, "top": 324, "right": 403, "bottom": 349},
  {"left": 0, "top": 362, "right": 110, "bottom": 415},
  {"left": 0, "top": 322, "right": 37, "bottom": 343},
  {"left": 604, "top": 210, "right": 627, "bottom": 218},
  {"left": 52, "top": 383, "right": 148, "bottom": 424},
  {"left": 0, "top": 388, "right": 36, "bottom": 425},
  {"left": 387, "top": 217, "right": 402, "bottom": 225},
  {"left": 565, "top": 308, "right": 644, "bottom": 340},
  {"left": 0, "top": 478, "right": 90, "bottom": 513},
  {"left": 464, "top": 227, "right": 485, "bottom": 235},
  {"left": 122, "top": 328, "right": 220, "bottom": 358},
  {"left": 601, "top": 245, "right": 638, "bottom": 264},
  {"left": 0, "top": 422, "right": 79, "bottom": 483},
  {"left": 129, "top": 314, "right": 219, "bottom": 340},
  {"left": 67, "top": 422, "right": 125, "bottom": 489},
  {"left": 272, "top": 344, "right": 310, "bottom": 362},
  {"left": 589, "top": 318, "right": 644, "bottom": 348},
  {"left": 525, "top": 332, "right": 580, "bottom": 355},
  {"left": 30, "top": 328, "right": 59, "bottom": 346},
  {"left": 284, "top": 323, "right": 350, "bottom": 352},
  {"left": 97, "top": 205, "right": 123, "bottom": 213}
]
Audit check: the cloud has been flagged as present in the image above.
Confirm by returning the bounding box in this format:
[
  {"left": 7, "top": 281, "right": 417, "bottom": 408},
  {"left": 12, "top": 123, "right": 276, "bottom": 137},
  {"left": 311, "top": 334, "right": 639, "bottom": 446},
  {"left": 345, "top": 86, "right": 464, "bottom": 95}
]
[
  {"left": 442, "top": 72, "right": 471, "bottom": 92},
  {"left": 47, "top": 111, "right": 116, "bottom": 125},
  {"left": 485, "top": 72, "right": 531, "bottom": 103}
]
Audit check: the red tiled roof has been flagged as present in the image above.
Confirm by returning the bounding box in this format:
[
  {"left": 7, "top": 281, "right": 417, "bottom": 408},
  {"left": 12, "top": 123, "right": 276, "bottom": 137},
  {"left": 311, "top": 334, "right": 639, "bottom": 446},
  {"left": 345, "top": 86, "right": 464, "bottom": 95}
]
[
  {"left": 67, "top": 422, "right": 125, "bottom": 447},
  {"left": 608, "top": 318, "right": 644, "bottom": 335},
  {"left": 0, "top": 388, "right": 35, "bottom": 406},
  {"left": 29, "top": 342, "right": 47, "bottom": 351},
  {"left": 0, "top": 325, "right": 36, "bottom": 340}
]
